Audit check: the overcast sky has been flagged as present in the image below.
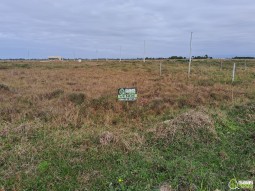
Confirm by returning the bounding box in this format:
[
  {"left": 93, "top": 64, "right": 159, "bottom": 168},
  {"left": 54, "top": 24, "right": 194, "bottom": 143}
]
[{"left": 0, "top": 0, "right": 254, "bottom": 59}]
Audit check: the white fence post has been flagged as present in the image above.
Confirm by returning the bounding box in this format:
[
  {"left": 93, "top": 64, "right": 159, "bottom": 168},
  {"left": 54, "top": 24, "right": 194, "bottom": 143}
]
[
  {"left": 232, "top": 63, "right": 236, "bottom": 83},
  {"left": 160, "top": 62, "right": 162, "bottom": 76}
]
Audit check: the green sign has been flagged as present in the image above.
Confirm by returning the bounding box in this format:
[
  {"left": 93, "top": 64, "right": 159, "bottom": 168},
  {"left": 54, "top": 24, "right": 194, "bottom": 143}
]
[
  {"left": 228, "top": 179, "right": 253, "bottom": 190},
  {"left": 118, "top": 88, "right": 137, "bottom": 101}
]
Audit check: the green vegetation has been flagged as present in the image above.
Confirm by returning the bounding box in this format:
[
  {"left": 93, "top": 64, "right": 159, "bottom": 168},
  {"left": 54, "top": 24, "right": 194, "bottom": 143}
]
[{"left": 1, "top": 103, "right": 254, "bottom": 190}]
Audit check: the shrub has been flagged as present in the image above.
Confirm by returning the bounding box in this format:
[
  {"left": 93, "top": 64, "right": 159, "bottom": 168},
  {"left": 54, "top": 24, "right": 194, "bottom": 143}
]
[
  {"left": 68, "top": 93, "right": 86, "bottom": 105},
  {"left": 90, "top": 95, "right": 114, "bottom": 110},
  {"left": 0, "top": 84, "right": 10, "bottom": 91},
  {"left": 149, "top": 98, "right": 166, "bottom": 114},
  {"left": 197, "top": 79, "right": 214, "bottom": 86},
  {"left": 150, "top": 110, "right": 217, "bottom": 145},
  {"left": 46, "top": 89, "right": 64, "bottom": 99}
]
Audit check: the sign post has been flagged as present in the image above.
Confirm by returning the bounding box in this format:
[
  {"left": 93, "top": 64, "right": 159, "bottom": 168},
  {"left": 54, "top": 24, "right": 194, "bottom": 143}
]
[{"left": 118, "top": 88, "right": 137, "bottom": 102}]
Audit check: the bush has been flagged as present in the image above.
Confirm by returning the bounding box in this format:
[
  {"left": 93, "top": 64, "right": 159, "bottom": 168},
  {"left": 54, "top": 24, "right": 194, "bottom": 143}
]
[
  {"left": 0, "top": 84, "right": 10, "bottom": 91},
  {"left": 90, "top": 95, "right": 114, "bottom": 110},
  {"left": 67, "top": 93, "right": 86, "bottom": 105}
]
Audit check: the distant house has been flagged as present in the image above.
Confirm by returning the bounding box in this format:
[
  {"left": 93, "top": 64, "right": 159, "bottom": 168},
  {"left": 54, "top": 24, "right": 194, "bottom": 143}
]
[{"left": 48, "top": 56, "right": 63, "bottom": 61}]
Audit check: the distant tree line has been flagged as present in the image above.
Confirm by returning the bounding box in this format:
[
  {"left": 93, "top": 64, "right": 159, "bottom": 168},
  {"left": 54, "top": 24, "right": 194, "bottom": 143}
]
[
  {"left": 2, "top": 56, "right": 254, "bottom": 60},
  {"left": 232, "top": 56, "right": 255, "bottom": 59},
  {"left": 169, "top": 56, "right": 186, "bottom": 59},
  {"left": 192, "top": 55, "right": 212, "bottom": 59}
]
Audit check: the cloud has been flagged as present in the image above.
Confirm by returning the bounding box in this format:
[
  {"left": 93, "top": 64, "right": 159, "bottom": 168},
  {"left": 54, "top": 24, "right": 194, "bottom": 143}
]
[{"left": 0, "top": 0, "right": 254, "bottom": 58}]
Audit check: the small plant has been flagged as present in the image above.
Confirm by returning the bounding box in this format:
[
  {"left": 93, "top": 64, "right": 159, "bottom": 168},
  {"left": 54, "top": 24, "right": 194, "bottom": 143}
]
[
  {"left": 67, "top": 92, "right": 86, "bottom": 105},
  {"left": 14, "top": 63, "right": 30, "bottom": 68},
  {"left": 0, "top": 83, "right": 10, "bottom": 91},
  {"left": 38, "top": 161, "right": 50, "bottom": 173},
  {"left": 109, "top": 178, "right": 126, "bottom": 191},
  {"left": 90, "top": 95, "right": 114, "bottom": 110},
  {"left": 197, "top": 79, "right": 215, "bottom": 86}
]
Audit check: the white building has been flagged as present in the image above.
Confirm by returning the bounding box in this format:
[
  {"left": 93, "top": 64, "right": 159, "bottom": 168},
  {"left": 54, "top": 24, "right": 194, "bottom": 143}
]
[{"left": 48, "top": 56, "right": 63, "bottom": 61}]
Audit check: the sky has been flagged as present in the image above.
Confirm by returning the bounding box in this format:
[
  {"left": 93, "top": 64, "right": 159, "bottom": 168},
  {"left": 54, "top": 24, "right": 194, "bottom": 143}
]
[{"left": 0, "top": 0, "right": 254, "bottom": 59}]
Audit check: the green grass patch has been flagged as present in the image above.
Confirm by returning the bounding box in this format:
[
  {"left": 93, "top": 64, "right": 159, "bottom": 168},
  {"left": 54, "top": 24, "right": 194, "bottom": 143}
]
[{"left": 1, "top": 103, "right": 254, "bottom": 190}]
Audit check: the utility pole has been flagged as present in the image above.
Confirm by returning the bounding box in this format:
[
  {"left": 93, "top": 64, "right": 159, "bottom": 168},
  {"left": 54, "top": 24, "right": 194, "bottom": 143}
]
[
  {"left": 119, "top": 46, "right": 122, "bottom": 62},
  {"left": 73, "top": 51, "right": 76, "bottom": 61},
  {"left": 96, "top": 49, "right": 98, "bottom": 62},
  {"left": 143, "top": 40, "right": 146, "bottom": 63},
  {"left": 27, "top": 49, "right": 30, "bottom": 60}
]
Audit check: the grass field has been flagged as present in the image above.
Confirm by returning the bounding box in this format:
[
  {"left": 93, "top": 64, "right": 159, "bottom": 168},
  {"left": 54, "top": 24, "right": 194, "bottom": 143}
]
[{"left": 0, "top": 59, "right": 254, "bottom": 191}]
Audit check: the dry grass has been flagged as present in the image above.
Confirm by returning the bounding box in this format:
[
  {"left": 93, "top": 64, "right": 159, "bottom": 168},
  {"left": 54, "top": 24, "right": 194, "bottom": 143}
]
[
  {"left": 149, "top": 109, "right": 217, "bottom": 144},
  {"left": 0, "top": 60, "right": 254, "bottom": 127},
  {"left": 160, "top": 183, "right": 174, "bottom": 191},
  {"left": 99, "top": 131, "right": 115, "bottom": 145},
  {"left": 0, "top": 60, "right": 254, "bottom": 149}
]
